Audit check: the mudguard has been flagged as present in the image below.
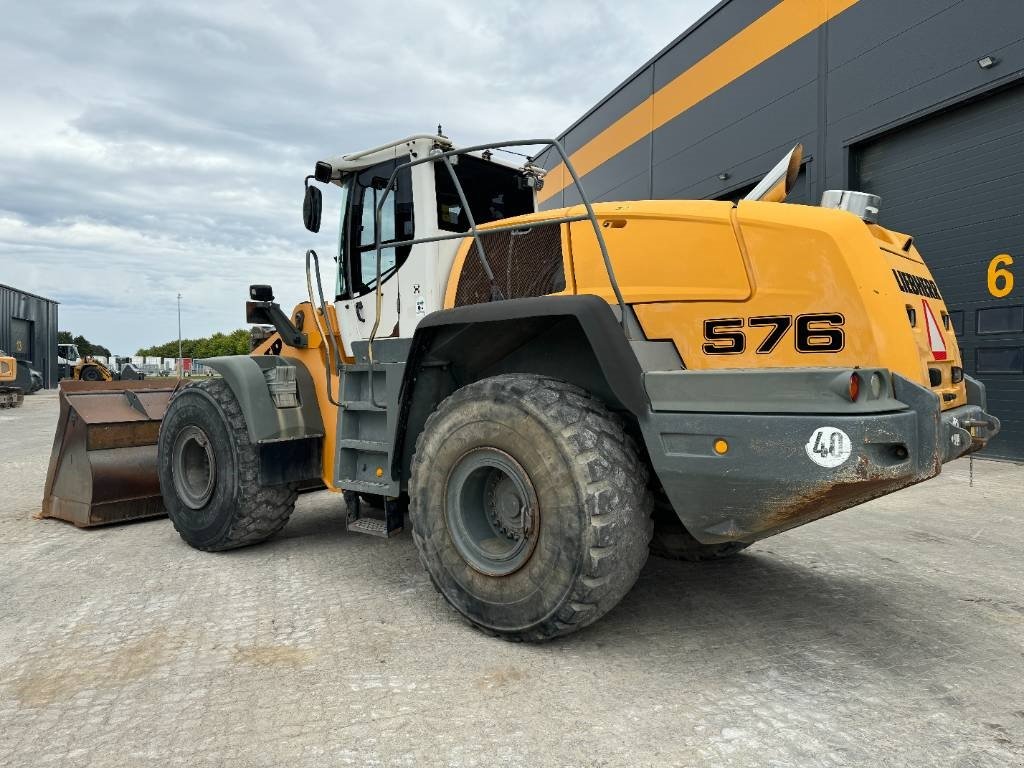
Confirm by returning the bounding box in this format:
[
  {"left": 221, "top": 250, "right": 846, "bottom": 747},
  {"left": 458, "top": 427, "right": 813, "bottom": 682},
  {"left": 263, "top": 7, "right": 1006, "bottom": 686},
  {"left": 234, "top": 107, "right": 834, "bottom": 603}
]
[
  {"left": 201, "top": 355, "right": 325, "bottom": 486},
  {"left": 402, "top": 295, "right": 648, "bottom": 413},
  {"left": 201, "top": 355, "right": 324, "bottom": 443},
  {"left": 392, "top": 295, "right": 651, "bottom": 480}
]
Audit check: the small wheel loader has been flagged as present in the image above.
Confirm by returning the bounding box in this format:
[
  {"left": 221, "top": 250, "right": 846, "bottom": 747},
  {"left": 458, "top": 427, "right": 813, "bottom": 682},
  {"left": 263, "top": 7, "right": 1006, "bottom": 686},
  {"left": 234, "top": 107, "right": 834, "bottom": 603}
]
[{"left": 42, "top": 134, "right": 1000, "bottom": 641}]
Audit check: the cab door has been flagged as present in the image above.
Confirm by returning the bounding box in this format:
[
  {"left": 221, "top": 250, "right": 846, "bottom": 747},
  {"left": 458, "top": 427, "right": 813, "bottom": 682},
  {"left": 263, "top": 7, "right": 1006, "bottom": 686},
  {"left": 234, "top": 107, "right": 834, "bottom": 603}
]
[{"left": 336, "top": 155, "right": 415, "bottom": 352}]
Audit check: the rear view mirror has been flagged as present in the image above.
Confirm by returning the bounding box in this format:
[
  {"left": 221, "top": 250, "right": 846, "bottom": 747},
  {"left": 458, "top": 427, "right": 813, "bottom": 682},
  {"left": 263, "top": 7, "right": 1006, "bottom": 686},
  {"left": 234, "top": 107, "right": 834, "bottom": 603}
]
[{"left": 303, "top": 184, "right": 322, "bottom": 233}]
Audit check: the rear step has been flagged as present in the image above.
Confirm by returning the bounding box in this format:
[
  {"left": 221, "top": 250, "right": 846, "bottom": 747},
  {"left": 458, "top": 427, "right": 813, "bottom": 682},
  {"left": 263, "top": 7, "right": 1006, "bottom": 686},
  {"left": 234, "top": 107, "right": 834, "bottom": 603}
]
[
  {"left": 342, "top": 400, "right": 385, "bottom": 412},
  {"left": 347, "top": 517, "right": 392, "bottom": 536},
  {"left": 338, "top": 479, "right": 390, "bottom": 494},
  {"left": 337, "top": 438, "right": 388, "bottom": 453},
  {"left": 343, "top": 490, "right": 403, "bottom": 538}
]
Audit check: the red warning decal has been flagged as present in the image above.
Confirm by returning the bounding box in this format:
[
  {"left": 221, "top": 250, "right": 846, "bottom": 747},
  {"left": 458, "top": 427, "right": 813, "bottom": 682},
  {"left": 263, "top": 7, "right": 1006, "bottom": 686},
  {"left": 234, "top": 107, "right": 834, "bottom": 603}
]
[{"left": 922, "top": 299, "right": 947, "bottom": 361}]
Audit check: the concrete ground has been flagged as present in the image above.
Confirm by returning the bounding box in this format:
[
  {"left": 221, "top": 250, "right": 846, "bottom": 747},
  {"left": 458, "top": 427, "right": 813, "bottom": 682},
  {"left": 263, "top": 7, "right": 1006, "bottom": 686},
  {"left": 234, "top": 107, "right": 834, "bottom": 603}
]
[{"left": 1, "top": 390, "right": 1022, "bottom": 768}]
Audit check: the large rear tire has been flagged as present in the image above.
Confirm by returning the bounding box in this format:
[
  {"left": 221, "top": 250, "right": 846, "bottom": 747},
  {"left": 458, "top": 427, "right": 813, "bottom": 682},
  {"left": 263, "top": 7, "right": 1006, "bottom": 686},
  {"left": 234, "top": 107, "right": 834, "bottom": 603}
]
[
  {"left": 158, "top": 378, "right": 297, "bottom": 551},
  {"left": 409, "top": 374, "right": 653, "bottom": 641}
]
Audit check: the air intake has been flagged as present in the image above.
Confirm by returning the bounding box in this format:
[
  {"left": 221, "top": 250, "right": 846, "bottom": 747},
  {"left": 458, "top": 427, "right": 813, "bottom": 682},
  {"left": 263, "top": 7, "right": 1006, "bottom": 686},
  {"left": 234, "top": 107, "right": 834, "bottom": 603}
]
[{"left": 821, "top": 190, "right": 880, "bottom": 223}]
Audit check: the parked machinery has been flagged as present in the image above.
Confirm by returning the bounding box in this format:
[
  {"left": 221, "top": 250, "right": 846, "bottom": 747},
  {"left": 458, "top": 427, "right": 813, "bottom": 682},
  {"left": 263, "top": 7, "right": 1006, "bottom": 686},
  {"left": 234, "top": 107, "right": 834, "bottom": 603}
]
[
  {"left": 0, "top": 351, "right": 25, "bottom": 408},
  {"left": 57, "top": 343, "right": 114, "bottom": 382},
  {"left": 43, "top": 135, "right": 999, "bottom": 640}
]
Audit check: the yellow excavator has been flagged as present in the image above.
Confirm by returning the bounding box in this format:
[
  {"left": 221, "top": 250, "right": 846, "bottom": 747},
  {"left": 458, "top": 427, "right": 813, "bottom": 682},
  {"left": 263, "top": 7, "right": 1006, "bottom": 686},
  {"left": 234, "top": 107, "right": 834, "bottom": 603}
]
[
  {"left": 42, "top": 135, "right": 1000, "bottom": 640},
  {"left": 0, "top": 351, "right": 25, "bottom": 408}
]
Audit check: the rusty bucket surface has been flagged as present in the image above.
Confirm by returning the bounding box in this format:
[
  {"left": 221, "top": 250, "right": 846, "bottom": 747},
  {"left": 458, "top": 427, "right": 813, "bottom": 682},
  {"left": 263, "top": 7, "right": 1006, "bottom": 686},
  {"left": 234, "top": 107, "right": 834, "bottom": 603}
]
[{"left": 40, "top": 379, "right": 178, "bottom": 527}]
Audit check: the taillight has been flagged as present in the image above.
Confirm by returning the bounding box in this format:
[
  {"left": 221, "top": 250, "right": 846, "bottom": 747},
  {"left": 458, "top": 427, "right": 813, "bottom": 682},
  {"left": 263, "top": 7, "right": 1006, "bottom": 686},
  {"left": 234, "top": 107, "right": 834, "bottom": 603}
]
[
  {"left": 951, "top": 366, "right": 964, "bottom": 384},
  {"left": 849, "top": 372, "right": 861, "bottom": 401},
  {"left": 929, "top": 368, "right": 942, "bottom": 387},
  {"left": 906, "top": 305, "right": 917, "bottom": 326}
]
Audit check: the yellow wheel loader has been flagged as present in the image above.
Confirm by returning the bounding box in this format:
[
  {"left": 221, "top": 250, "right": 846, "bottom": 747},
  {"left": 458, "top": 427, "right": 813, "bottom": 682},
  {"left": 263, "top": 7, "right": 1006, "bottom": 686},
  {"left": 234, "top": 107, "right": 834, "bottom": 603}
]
[
  {"left": 42, "top": 134, "right": 1000, "bottom": 641},
  {"left": 58, "top": 343, "right": 114, "bottom": 382},
  {"left": 0, "top": 351, "right": 25, "bottom": 408}
]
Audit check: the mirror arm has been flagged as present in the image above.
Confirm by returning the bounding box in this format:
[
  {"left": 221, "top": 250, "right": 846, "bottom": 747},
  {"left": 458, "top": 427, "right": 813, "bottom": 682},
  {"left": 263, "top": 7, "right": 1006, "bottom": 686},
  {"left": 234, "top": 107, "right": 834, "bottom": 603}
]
[{"left": 246, "top": 300, "right": 307, "bottom": 348}]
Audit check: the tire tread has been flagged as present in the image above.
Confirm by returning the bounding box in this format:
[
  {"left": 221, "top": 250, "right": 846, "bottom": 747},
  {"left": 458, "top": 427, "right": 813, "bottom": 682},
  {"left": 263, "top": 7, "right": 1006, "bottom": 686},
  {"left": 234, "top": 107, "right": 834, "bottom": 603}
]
[
  {"left": 163, "top": 379, "right": 297, "bottom": 551},
  {"left": 409, "top": 373, "right": 653, "bottom": 641}
]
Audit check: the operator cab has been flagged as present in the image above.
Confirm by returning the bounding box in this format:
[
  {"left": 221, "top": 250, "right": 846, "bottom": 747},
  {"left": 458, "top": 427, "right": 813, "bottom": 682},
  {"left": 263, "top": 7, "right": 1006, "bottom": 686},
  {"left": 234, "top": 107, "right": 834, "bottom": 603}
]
[
  {"left": 57, "top": 343, "right": 82, "bottom": 365},
  {"left": 305, "top": 134, "right": 539, "bottom": 349}
]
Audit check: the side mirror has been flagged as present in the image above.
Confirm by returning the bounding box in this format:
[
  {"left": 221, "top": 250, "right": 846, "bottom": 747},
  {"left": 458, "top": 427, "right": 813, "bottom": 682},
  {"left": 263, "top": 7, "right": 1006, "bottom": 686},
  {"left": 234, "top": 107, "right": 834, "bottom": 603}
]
[
  {"left": 303, "top": 184, "right": 322, "bottom": 233},
  {"left": 744, "top": 144, "right": 803, "bottom": 203}
]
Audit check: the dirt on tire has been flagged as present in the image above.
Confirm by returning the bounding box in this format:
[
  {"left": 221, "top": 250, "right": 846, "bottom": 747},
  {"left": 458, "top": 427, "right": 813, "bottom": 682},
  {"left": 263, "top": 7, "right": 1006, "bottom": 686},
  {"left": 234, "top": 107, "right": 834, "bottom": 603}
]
[
  {"left": 409, "top": 373, "right": 653, "bottom": 641},
  {"left": 158, "top": 378, "right": 297, "bottom": 551}
]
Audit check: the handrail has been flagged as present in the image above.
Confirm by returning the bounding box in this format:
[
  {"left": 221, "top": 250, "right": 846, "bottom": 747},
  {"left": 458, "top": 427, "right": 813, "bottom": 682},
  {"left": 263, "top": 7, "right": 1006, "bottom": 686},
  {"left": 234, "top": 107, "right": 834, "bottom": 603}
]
[{"left": 305, "top": 249, "right": 342, "bottom": 407}]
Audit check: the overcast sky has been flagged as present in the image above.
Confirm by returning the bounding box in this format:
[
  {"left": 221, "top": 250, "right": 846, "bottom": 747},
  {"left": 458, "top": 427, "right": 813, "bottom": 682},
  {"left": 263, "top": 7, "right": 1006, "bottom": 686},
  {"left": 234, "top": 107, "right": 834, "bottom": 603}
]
[{"left": 1, "top": 1, "right": 715, "bottom": 354}]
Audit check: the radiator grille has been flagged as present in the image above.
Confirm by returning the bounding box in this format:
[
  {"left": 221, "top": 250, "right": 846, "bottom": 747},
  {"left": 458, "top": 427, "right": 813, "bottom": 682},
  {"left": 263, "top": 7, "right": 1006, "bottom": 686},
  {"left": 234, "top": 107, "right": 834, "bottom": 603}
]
[{"left": 453, "top": 226, "right": 565, "bottom": 307}]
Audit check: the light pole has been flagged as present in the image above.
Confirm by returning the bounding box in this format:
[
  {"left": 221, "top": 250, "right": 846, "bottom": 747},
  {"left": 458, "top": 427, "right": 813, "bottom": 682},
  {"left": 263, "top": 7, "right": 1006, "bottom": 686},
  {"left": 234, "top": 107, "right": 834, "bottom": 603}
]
[{"left": 177, "top": 292, "right": 183, "bottom": 379}]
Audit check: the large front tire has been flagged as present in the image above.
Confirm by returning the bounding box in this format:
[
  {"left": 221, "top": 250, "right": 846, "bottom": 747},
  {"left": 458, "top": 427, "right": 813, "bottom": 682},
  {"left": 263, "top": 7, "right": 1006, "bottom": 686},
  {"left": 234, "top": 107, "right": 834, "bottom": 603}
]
[
  {"left": 158, "top": 379, "right": 296, "bottom": 551},
  {"left": 409, "top": 374, "right": 653, "bottom": 641}
]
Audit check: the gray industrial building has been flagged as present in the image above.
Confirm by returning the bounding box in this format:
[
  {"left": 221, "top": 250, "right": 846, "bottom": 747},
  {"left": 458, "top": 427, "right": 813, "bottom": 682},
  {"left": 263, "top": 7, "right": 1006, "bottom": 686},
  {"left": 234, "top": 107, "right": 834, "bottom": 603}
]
[
  {"left": 0, "top": 283, "right": 59, "bottom": 389},
  {"left": 538, "top": 0, "right": 1024, "bottom": 460}
]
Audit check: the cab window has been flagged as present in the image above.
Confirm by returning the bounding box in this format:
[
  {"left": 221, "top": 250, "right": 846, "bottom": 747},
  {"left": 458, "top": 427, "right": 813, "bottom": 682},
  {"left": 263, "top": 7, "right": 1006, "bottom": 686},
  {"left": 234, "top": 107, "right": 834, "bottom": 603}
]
[
  {"left": 436, "top": 154, "right": 534, "bottom": 232},
  {"left": 340, "top": 156, "right": 414, "bottom": 299}
]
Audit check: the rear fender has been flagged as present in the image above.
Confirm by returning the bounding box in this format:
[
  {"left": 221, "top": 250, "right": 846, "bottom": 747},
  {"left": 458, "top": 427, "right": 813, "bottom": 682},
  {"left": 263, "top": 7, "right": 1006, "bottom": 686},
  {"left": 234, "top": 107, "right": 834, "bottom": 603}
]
[{"left": 393, "top": 295, "right": 649, "bottom": 481}]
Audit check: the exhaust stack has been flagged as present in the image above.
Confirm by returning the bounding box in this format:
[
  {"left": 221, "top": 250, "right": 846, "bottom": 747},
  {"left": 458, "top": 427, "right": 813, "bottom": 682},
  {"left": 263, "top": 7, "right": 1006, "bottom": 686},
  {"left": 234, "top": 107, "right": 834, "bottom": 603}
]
[{"left": 744, "top": 144, "right": 803, "bottom": 203}]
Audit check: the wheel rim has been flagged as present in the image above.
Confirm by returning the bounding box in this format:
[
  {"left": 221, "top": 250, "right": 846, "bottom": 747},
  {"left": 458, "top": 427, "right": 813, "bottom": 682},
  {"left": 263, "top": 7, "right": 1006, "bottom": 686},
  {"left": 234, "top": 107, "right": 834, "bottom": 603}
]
[
  {"left": 445, "top": 447, "right": 539, "bottom": 576},
  {"left": 172, "top": 425, "right": 216, "bottom": 509}
]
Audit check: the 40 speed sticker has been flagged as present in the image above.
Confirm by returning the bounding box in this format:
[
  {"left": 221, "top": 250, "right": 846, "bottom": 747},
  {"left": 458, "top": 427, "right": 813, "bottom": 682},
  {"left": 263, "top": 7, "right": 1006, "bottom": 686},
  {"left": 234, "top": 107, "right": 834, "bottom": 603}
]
[{"left": 805, "top": 426, "right": 853, "bottom": 468}]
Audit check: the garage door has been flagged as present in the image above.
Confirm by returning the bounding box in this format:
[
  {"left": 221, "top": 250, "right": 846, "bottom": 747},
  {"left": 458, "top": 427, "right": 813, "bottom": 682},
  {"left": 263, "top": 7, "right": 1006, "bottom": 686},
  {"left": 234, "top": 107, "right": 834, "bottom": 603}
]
[
  {"left": 10, "top": 317, "right": 33, "bottom": 363},
  {"left": 854, "top": 84, "right": 1024, "bottom": 461}
]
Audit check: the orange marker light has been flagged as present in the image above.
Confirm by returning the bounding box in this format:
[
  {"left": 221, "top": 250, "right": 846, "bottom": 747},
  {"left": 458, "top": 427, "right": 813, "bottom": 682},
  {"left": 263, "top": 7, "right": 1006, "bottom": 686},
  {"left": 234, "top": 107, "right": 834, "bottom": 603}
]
[
  {"left": 713, "top": 439, "right": 729, "bottom": 455},
  {"left": 849, "top": 373, "right": 861, "bottom": 402}
]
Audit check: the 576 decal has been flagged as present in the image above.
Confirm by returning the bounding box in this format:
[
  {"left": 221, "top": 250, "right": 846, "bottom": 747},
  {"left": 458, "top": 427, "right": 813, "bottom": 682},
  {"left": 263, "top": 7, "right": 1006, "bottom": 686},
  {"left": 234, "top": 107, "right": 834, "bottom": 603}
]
[{"left": 702, "top": 313, "right": 846, "bottom": 355}]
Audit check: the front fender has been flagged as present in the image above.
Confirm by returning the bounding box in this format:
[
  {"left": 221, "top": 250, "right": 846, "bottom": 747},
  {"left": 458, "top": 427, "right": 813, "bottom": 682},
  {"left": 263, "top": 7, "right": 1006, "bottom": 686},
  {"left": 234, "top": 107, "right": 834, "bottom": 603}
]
[{"left": 201, "top": 355, "right": 324, "bottom": 443}]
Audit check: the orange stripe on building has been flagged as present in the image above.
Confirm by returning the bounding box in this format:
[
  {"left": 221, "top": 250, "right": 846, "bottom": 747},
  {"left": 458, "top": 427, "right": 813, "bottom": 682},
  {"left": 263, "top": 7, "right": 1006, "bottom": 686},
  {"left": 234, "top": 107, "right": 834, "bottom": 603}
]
[{"left": 538, "top": 0, "right": 860, "bottom": 204}]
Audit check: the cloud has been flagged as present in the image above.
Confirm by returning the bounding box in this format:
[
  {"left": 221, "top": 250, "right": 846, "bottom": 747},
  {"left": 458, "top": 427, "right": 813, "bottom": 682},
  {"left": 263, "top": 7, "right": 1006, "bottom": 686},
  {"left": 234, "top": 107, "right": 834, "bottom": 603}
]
[{"left": 0, "top": 0, "right": 714, "bottom": 353}]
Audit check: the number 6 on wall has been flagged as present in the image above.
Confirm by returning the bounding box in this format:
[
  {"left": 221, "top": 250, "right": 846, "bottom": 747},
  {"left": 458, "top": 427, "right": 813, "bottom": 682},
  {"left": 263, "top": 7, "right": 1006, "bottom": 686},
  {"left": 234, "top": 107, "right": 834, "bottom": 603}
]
[{"left": 988, "top": 254, "right": 1014, "bottom": 298}]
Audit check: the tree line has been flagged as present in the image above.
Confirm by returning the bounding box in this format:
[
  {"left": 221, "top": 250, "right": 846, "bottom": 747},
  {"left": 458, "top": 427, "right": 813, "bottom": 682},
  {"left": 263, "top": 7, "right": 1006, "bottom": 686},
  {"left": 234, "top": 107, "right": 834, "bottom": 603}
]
[
  {"left": 136, "top": 328, "right": 252, "bottom": 358},
  {"left": 58, "top": 331, "right": 111, "bottom": 357}
]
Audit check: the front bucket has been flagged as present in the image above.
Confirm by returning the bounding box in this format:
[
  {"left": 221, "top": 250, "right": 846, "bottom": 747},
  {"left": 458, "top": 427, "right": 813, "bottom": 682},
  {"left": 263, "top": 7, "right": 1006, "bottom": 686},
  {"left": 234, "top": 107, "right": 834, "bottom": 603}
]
[{"left": 40, "top": 379, "right": 178, "bottom": 527}]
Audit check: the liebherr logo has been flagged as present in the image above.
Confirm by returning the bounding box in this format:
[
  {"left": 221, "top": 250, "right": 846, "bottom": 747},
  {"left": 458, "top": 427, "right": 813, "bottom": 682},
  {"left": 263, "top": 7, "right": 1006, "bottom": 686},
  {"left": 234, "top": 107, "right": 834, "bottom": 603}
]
[{"left": 892, "top": 269, "right": 942, "bottom": 299}]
